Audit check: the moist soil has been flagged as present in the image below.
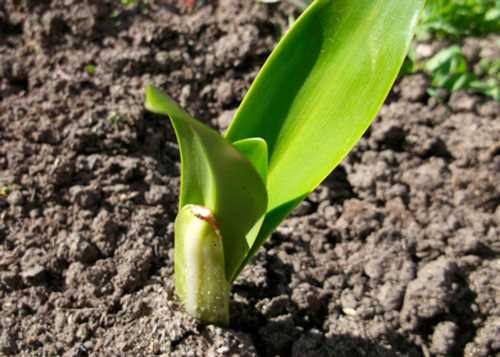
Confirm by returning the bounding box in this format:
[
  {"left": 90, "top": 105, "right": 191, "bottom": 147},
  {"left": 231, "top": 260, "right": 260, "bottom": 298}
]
[{"left": 1, "top": 1, "right": 499, "bottom": 356}]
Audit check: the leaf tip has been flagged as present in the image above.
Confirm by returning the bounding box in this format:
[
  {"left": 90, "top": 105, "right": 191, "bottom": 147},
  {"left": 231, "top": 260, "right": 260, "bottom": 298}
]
[{"left": 144, "top": 84, "right": 162, "bottom": 114}]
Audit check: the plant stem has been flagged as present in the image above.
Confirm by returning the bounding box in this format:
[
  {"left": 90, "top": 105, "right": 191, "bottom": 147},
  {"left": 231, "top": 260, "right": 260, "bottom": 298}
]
[{"left": 174, "top": 205, "right": 229, "bottom": 325}]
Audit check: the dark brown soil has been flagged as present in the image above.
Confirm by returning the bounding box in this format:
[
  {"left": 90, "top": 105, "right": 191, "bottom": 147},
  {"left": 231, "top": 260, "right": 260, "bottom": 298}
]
[{"left": 1, "top": 1, "right": 499, "bottom": 356}]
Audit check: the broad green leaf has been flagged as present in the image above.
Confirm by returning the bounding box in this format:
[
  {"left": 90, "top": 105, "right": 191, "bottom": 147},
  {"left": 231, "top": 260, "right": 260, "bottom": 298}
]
[
  {"left": 145, "top": 85, "right": 267, "bottom": 279},
  {"left": 226, "top": 0, "right": 425, "bottom": 262}
]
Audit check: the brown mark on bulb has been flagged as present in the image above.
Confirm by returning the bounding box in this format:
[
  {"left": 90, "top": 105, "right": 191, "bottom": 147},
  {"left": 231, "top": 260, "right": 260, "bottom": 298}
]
[{"left": 189, "top": 205, "right": 221, "bottom": 237}]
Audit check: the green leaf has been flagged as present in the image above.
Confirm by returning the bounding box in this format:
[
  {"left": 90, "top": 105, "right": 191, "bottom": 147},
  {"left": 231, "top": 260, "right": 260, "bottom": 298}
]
[
  {"left": 226, "top": 0, "right": 425, "bottom": 259},
  {"left": 470, "top": 78, "right": 500, "bottom": 100},
  {"left": 232, "top": 137, "right": 268, "bottom": 182},
  {"left": 425, "top": 45, "right": 462, "bottom": 73},
  {"left": 145, "top": 85, "right": 268, "bottom": 280},
  {"left": 485, "top": 7, "right": 500, "bottom": 22}
]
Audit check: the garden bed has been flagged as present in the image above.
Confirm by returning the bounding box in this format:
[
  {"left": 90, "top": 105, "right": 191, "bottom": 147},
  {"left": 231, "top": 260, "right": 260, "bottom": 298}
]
[{"left": 0, "top": 1, "right": 499, "bottom": 356}]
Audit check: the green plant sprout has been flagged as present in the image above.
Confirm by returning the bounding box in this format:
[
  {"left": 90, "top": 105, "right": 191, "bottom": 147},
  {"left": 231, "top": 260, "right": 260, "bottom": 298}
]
[
  {"left": 84, "top": 64, "right": 97, "bottom": 76},
  {"left": 145, "top": 0, "right": 425, "bottom": 325}
]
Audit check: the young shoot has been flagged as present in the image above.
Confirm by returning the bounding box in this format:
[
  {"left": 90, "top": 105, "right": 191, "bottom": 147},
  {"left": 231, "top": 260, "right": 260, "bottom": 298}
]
[{"left": 145, "top": 0, "right": 425, "bottom": 325}]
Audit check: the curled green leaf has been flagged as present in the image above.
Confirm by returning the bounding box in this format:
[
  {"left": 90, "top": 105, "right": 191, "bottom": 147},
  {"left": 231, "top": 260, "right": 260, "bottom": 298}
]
[{"left": 145, "top": 85, "right": 267, "bottom": 281}]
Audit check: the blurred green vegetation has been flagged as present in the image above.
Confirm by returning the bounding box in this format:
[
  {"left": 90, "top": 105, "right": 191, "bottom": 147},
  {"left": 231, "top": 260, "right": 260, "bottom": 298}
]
[
  {"left": 415, "top": 46, "right": 499, "bottom": 100},
  {"left": 84, "top": 64, "right": 97, "bottom": 76},
  {"left": 417, "top": 0, "right": 500, "bottom": 39},
  {"left": 409, "top": 0, "right": 499, "bottom": 100},
  {"left": 120, "top": 0, "right": 138, "bottom": 6}
]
